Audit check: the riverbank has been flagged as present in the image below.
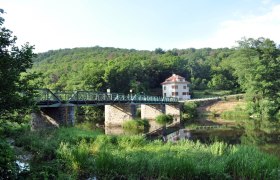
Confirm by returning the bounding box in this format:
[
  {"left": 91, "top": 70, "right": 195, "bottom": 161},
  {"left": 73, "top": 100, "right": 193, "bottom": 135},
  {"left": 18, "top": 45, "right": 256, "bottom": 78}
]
[
  {"left": 9, "top": 126, "right": 280, "bottom": 179},
  {"left": 182, "top": 97, "right": 280, "bottom": 158},
  {"left": 2, "top": 97, "right": 280, "bottom": 179},
  {"left": 195, "top": 97, "right": 246, "bottom": 126}
]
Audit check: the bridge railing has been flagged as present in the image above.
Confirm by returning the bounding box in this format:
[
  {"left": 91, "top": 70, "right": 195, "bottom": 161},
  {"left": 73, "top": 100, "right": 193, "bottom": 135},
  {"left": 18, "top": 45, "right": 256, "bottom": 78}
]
[
  {"left": 69, "top": 92, "right": 120, "bottom": 102},
  {"left": 35, "top": 89, "right": 179, "bottom": 105},
  {"left": 34, "top": 89, "right": 61, "bottom": 106},
  {"left": 33, "top": 89, "right": 59, "bottom": 101},
  {"left": 68, "top": 92, "right": 178, "bottom": 103},
  {"left": 130, "top": 94, "right": 178, "bottom": 103},
  {"left": 54, "top": 90, "right": 75, "bottom": 102}
]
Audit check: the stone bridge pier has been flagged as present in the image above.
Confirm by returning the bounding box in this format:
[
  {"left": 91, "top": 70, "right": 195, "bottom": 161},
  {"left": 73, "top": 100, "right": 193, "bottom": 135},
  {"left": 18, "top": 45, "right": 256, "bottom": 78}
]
[
  {"left": 31, "top": 106, "right": 75, "bottom": 130},
  {"left": 165, "top": 104, "right": 181, "bottom": 123},
  {"left": 141, "top": 104, "right": 165, "bottom": 120},
  {"left": 31, "top": 103, "right": 181, "bottom": 129},
  {"left": 141, "top": 104, "right": 181, "bottom": 122},
  {"left": 105, "top": 104, "right": 136, "bottom": 127},
  {"left": 104, "top": 104, "right": 181, "bottom": 127}
]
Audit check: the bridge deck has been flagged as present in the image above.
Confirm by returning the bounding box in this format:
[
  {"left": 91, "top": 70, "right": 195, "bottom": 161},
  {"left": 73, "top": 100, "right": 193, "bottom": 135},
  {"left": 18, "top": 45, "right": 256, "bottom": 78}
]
[{"left": 35, "top": 89, "right": 179, "bottom": 107}]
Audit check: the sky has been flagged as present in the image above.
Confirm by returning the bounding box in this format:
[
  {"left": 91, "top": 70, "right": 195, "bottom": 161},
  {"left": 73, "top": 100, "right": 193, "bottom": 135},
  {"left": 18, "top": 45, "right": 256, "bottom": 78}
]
[{"left": 2, "top": 0, "right": 280, "bottom": 52}]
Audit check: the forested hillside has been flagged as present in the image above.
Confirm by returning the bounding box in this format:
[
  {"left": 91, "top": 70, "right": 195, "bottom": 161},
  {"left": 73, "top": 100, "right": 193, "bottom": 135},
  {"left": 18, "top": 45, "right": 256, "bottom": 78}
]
[
  {"left": 32, "top": 46, "right": 238, "bottom": 94},
  {"left": 32, "top": 38, "right": 280, "bottom": 118}
]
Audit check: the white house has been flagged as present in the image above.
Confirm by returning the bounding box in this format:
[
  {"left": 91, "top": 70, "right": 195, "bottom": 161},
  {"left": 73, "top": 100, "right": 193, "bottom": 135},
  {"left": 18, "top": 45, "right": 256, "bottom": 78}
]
[{"left": 161, "top": 74, "right": 191, "bottom": 100}]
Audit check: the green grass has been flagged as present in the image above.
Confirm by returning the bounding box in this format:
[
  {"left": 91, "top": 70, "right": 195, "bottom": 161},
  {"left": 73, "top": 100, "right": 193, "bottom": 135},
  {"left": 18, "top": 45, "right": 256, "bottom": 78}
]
[
  {"left": 13, "top": 126, "right": 103, "bottom": 179},
  {"left": 185, "top": 123, "right": 231, "bottom": 131},
  {"left": 122, "top": 118, "right": 150, "bottom": 134},
  {"left": 0, "top": 120, "right": 29, "bottom": 137},
  {"left": 75, "top": 121, "right": 97, "bottom": 131},
  {"left": 192, "top": 90, "right": 232, "bottom": 99},
  {"left": 221, "top": 105, "right": 250, "bottom": 120},
  {"left": 0, "top": 138, "right": 17, "bottom": 179},
  {"left": 13, "top": 127, "right": 280, "bottom": 179}
]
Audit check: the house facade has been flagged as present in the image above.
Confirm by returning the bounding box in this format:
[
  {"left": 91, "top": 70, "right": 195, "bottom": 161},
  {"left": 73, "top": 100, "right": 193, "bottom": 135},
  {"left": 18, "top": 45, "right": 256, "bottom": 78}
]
[{"left": 161, "top": 74, "right": 191, "bottom": 100}]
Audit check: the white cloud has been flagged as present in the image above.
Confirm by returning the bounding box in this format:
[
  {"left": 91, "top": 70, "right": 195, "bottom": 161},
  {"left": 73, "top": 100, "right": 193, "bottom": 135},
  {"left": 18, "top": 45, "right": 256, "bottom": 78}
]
[
  {"left": 181, "top": 4, "right": 280, "bottom": 49},
  {"left": 262, "top": 0, "right": 271, "bottom": 5}
]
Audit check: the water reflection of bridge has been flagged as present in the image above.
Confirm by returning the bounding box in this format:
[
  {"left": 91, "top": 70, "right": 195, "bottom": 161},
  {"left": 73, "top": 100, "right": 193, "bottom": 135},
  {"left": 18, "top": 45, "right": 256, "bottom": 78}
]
[{"left": 32, "top": 89, "right": 181, "bottom": 128}]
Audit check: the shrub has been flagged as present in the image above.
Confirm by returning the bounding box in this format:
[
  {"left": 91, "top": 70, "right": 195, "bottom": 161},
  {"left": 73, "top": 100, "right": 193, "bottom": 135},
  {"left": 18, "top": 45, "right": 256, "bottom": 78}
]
[
  {"left": 0, "top": 139, "right": 17, "bottom": 179},
  {"left": 203, "top": 90, "right": 210, "bottom": 95},
  {"left": 155, "top": 114, "right": 173, "bottom": 125},
  {"left": 122, "top": 119, "right": 150, "bottom": 133},
  {"left": 182, "top": 102, "right": 198, "bottom": 121},
  {"left": 259, "top": 99, "right": 279, "bottom": 119}
]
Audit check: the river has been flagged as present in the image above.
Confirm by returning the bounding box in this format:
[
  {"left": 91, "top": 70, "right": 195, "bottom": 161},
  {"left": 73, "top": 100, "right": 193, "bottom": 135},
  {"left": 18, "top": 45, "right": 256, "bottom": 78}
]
[{"left": 103, "top": 117, "right": 280, "bottom": 158}]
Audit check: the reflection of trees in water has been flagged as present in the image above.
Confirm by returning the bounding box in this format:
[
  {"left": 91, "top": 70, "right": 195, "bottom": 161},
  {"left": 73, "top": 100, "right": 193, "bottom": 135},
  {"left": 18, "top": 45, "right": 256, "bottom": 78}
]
[
  {"left": 240, "top": 119, "right": 280, "bottom": 145},
  {"left": 76, "top": 106, "right": 104, "bottom": 124}
]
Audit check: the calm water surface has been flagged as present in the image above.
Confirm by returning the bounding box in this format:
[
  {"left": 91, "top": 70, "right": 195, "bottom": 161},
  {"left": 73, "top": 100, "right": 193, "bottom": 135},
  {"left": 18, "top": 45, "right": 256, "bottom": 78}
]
[{"left": 104, "top": 118, "right": 280, "bottom": 158}]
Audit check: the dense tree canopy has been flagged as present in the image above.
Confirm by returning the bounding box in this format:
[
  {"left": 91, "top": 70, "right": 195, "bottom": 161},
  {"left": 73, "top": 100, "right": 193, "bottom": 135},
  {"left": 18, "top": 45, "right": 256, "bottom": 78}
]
[
  {"left": 230, "top": 38, "right": 280, "bottom": 118},
  {"left": 0, "top": 9, "right": 37, "bottom": 117},
  {"left": 32, "top": 46, "right": 237, "bottom": 94},
  {"left": 31, "top": 32, "right": 280, "bottom": 118}
]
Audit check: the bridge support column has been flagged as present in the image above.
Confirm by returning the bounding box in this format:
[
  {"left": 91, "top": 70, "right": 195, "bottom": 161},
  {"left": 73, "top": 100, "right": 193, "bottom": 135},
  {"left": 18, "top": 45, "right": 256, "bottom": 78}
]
[
  {"left": 141, "top": 104, "right": 165, "bottom": 120},
  {"left": 165, "top": 104, "right": 181, "bottom": 123},
  {"left": 105, "top": 104, "right": 136, "bottom": 127},
  {"left": 31, "top": 106, "right": 75, "bottom": 130}
]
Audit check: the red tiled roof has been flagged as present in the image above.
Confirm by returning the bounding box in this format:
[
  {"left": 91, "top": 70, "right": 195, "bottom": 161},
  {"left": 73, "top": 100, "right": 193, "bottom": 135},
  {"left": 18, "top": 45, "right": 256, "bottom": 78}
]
[{"left": 161, "top": 74, "right": 190, "bottom": 85}]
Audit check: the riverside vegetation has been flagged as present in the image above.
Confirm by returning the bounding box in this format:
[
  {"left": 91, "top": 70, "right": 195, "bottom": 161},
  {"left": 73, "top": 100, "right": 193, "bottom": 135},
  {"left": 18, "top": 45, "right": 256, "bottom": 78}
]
[
  {"left": 1, "top": 8, "right": 280, "bottom": 179},
  {"left": 122, "top": 118, "right": 150, "bottom": 133},
  {"left": 5, "top": 125, "right": 280, "bottom": 179}
]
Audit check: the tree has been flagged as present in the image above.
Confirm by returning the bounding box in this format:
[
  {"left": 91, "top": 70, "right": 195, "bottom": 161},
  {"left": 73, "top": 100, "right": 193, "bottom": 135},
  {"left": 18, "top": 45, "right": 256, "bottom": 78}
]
[
  {"left": 230, "top": 37, "right": 280, "bottom": 118},
  {"left": 0, "top": 9, "right": 37, "bottom": 117},
  {"left": 154, "top": 48, "right": 165, "bottom": 54}
]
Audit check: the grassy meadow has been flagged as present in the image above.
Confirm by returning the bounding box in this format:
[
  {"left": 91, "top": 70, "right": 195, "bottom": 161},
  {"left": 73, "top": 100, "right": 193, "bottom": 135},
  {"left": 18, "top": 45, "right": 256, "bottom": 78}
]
[{"left": 12, "top": 125, "right": 280, "bottom": 179}]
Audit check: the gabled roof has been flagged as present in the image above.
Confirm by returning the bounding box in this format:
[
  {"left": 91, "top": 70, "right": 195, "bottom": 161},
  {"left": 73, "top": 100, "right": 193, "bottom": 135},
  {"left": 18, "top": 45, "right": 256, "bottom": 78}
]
[{"left": 161, "top": 74, "right": 190, "bottom": 85}]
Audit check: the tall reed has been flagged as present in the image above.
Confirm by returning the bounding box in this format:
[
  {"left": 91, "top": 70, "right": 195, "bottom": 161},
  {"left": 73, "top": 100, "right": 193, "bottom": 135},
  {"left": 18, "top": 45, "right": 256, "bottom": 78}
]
[{"left": 15, "top": 127, "right": 280, "bottom": 179}]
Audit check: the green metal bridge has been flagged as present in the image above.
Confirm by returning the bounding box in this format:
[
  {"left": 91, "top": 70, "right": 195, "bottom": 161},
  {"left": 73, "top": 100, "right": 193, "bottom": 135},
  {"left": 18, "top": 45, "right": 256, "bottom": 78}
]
[{"left": 35, "top": 89, "right": 179, "bottom": 107}]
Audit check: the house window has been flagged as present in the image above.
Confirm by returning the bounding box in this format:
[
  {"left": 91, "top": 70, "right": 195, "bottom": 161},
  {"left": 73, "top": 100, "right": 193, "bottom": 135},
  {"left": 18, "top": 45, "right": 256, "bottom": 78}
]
[
  {"left": 164, "top": 93, "right": 166, "bottom": 97},
  {"left": 163, "top": 86, "right": 166, "bottom": 90},
  {"left": 172, "top": 85, "right": 178, "bottom": 89},
  {"left": 182, "top": 92, "right": 186, "bottom": 95},
  {"left": 172, "top": 92, "right": 178, "bottom": 96},
  {"left": 175, "top": 92, "right": 178, "bottom": 96},
  {"left": 183, "top": 86, "right": 187, "bottom": 89}
]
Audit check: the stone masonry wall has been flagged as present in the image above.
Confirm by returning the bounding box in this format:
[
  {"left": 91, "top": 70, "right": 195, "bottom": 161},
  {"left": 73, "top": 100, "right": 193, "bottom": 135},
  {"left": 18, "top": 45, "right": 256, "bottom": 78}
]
[
  {"left": 141, "top": 104, "right": 165, "bottom": 120},
  {"left": 165, "top": 104, "right": 181, "bottom": 123},
  {"left": 31, "top": 110, "right": 60, "bottom": 130},
  {"left": 105, "top": 104, "right": 136, "bottom": 127},
  {"left": 31, "top": 106, "right": 75, "bottom": 130}
]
